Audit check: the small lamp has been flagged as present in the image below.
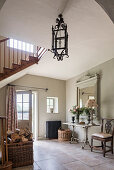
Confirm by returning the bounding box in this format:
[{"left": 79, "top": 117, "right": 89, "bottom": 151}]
[{"left": 85, "top": 99, "right": 98, "bottom": 125}]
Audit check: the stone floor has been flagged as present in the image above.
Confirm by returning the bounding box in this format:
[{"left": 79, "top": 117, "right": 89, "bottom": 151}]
[{"left": 14, "top": 140, "right": 114, "bottom": 170}]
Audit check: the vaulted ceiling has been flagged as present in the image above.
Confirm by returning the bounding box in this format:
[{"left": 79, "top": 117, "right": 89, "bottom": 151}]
[
  {"left": 0, "top": 0, "right": 6, "bottom": 10},
  {"left": 0, "top": 0, "right": 114, "bottom": 80},
  {"left": 95, "top": 0, "right": 114, "bottom": 23}
]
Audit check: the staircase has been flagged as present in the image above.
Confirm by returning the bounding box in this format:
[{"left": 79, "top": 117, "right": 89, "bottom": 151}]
[{"left": 0, "top": 38, "right": 47, "bottom": 81}]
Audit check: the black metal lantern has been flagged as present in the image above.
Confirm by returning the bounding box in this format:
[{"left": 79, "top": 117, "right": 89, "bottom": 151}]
[{"left": 51, "top": 14, "right": 69, "bottom": 61}]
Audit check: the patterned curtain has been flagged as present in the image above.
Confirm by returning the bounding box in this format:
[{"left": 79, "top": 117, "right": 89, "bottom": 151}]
[{"left": 6, "top": 86, "right": 18, "bottom": 131}]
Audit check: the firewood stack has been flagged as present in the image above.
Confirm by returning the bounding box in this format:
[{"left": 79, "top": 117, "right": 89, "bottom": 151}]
[{"left": 7, "top": 128, "right": 33, "bottom": 143}]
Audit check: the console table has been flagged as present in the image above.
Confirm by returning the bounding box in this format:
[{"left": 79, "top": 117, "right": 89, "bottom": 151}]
[
  {"left": 63, "top": 122, "right": 100, "bottom": 149},
  {"left": 63, "top": 123, "right": 79, "bottom": 143}
]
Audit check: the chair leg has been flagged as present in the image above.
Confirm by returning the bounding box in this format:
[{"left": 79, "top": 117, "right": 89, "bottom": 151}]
[
  {"left": 103, "top": 141, "right": 106, "bottom": 157},
  {"left": 101, "top": 141, "right": 103, "bottom": 150},
  {"left": 91, "top": 138, "right": 93, "bottom": 152},
  {"left": 111, "top": 137, "right": 113, "bottom": 154}
]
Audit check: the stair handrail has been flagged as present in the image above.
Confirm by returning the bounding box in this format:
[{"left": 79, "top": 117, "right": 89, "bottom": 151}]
[{"left": 0, "top": 38, "right": 9, "bottom": 43}]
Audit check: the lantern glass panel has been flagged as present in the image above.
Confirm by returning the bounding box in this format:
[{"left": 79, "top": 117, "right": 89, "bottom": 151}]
[{"left": 56, "top": 38, "right": 65, "bottom": 49}]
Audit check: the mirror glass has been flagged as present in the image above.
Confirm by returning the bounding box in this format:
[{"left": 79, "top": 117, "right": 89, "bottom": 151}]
[
  {"left": 79, "top": 85, "right": 96, "bottom": 107},
  {"left": 76, "top": 75, "right": 99, "bottom": 122},
  {"left": 76, "top": 76, "right": 98, "bottom": 108}
]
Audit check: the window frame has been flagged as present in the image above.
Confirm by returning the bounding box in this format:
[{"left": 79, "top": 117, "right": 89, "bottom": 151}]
[
  {"left": 16, "top": 91, "right": 30, "bottom": 120},
  {"left": 47, "top": 97, "right": 54, "bottom": 113},
  {"left": 7, "top": 39, "right": 34, "bottom": 53},
  {"left": 46, "top": 97, "right": 58, "bottom": 114}
]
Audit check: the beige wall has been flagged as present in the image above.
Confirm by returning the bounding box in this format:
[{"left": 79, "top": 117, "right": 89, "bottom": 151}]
[
  {"left": 66, "top": 58, "right": 114, "bottom": 141},
  {"left": 10, "top": 74, "right": 66, "bottom": 139},
  {"left": 0, "top": 58, "right": 114, "bottom": 142}
]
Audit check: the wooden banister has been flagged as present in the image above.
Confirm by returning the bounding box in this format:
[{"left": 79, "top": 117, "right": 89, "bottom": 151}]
[
  {"left": 0, "top": 38, "right": 9, "bottom": 43},
  {"left": 0, "top": 37, "right": 47, "bottom": 80}
]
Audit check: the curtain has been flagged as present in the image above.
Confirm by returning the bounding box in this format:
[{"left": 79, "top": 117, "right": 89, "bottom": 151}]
[{"left": 6, "top": 86, "right": 18, "bottom": 131}]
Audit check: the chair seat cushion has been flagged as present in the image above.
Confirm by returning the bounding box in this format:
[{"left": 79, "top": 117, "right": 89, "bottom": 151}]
[{"left": 92, "top": 132, "right": 112, "bottom": 138}]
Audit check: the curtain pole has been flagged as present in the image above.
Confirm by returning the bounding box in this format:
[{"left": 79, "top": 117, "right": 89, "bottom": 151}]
[{"left": 7, "top": 84, "right": 48, "bottom": 92}]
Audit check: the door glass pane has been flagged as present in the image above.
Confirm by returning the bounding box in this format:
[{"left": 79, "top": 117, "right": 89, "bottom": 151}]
[
  {"left": 23, "top": 103, "right": 29, "bottom": 120},
  {"left": 23, "top": 94, "right": 29, "bottom": 102},
  {"left": 17, "top": 103, "right": 22, "bottom": 112},
  {"left": 17, "top": 94, "right": 22, "bottom": 102},
  {"left": 50, "top": 99, "right": 53, "bottom": 105},
  {"left": 17, "top": 112, "right": 22, "bottom": 120},
  {"left": 50, "top": 105, "right": 53, "bottom": 109},
  {"left": 23, "top": 103, "right": 29, "bottom": 112},
  {"left": 23, "top": 112, "right": 29, "bottom": 120}
]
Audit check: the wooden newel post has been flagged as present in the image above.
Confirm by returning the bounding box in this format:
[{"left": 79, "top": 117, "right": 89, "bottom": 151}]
[
  {"left": 5, "top": 118, "right": 8, "bottom": 163},
  {"left": 0, "top": 116, "right": 12, "bottom": 169},
  {"left": 1, "top": 117, "right": 5, "bottom": 165}
]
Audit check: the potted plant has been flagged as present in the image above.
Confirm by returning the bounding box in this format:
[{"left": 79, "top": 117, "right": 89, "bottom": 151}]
[{"left": 69, "top": 105, "right": 84, "bottom": 123}]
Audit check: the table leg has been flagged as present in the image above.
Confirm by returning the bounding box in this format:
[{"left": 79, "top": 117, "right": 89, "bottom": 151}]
[
  {"left": 82, "top": 127, "right": 91, "bottom": 149},
  {"left": 70, "top": 125, "right": 79, "bottom": 144}
]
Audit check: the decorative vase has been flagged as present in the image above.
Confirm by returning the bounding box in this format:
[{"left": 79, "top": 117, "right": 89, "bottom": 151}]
[
  {"left": 75, "top": 114, "right": 79, "bottom": 123},
  {"left": 72, "top": 116, "right": 75, "bottom": 123},
  {"left": 50, "top": 108, "right": 54, "bottom": 113}
]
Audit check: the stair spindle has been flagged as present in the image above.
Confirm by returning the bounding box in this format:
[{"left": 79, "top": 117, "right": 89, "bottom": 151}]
[
  {"left": 8, "top": 40, "right": 10, "bottom": 68},
  {"left": 25, "top": 44, "right": 27, "bottom": 61},
  {"left": 4, "top": 41, "right": 5, "bottom": 68},
  {"left": 37, "top": 46, "right": 38, "bottom": 57},
  {"left": 17, "top": 41, "right": 18, "bottom": 64},
  {"left": 0, "top": 42, "right": 2, "bottom": 72},
  {"left": 13, "top": 39, "right": 14, "bottom": 64},
  {"left": 21, "top": 42, "right": 22, "bottom": 62}
]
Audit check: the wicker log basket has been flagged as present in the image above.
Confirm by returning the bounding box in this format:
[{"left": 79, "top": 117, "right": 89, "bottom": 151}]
[
  {"left": 58, "top": 129, "right": 71, "bottom": 141},
  {"left": 5, "top": 128, "right": 33, "bottom": 168},
  {"left": 7, "top": 141, "right": 33, "bottom": 168}
]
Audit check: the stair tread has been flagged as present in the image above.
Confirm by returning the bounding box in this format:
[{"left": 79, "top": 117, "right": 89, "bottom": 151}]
[
  {"left": 0, "top": 73, "right": 4, "bottom": 76},
  {"left": 0, "top": 57, "right": 39, "bottom": 81},
  {"left": 13, "top": 63, "right": 21, "bottom": 69},
  {"left": 4, "top": 67, "right": 12, "bottom": 70}
]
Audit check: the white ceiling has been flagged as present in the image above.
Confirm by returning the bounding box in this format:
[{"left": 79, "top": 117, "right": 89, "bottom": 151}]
[{"left": 0, "top": 0, "right": 114, "bottom": 80}]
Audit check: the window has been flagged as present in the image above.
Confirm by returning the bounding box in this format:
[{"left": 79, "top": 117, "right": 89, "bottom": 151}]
[
  {"left": 47, "top": 97, "right": 58, "bottom": 113},
  {"left": 17, "top": 92, "right": 30, "bottom": 120},
  {"left": 7, "top": 39, "right": 34, "bottom": 53},
  {"left": 47, "top": 98, "right": 54, "bottom": 113}
]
